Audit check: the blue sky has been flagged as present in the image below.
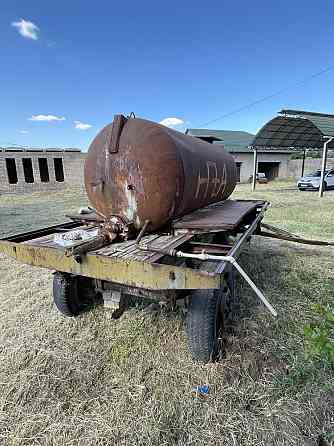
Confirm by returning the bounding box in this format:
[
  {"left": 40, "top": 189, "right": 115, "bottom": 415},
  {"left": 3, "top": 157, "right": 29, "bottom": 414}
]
[{"left": 1, "top": 0, "right": 334, "bottom": 151}]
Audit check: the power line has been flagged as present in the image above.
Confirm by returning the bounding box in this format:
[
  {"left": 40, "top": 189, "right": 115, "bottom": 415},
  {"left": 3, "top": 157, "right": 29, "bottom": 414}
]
[{"left": 196, "top": 64, "right": 334, "bottom": 128}]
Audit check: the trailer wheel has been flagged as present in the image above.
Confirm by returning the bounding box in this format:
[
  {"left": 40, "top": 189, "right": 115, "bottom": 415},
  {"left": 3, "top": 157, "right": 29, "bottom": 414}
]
[
  {"left": 186, "top": 280, "right": 237, "bottom": 363},
  {"left": 53, "top": 272, "right": 83, "bottom": 317}
]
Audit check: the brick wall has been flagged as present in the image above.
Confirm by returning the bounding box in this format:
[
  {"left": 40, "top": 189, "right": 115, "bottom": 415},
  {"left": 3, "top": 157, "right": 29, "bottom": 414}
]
[{"left": 0, "top": 150, "right": 87, "bottom": 194}]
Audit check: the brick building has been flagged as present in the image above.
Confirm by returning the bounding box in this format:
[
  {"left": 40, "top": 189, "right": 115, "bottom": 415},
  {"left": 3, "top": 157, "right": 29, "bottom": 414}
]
[{"left": 0, "top": 148, "right": 86, "bottom": 194}]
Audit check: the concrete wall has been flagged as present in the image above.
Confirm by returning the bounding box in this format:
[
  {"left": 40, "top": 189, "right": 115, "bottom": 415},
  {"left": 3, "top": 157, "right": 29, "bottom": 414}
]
[
  {"left": 230, "top": 151, "right": 291, "bottom": 183},
  {"left": 5, "top": 149, "right": 329, "bottom": 193},
  {"left": 0, "top": 150, "right": 86, "bottom": 194},
  {"left": 288, "top": 158, "right": 334, "bottom": 178}
]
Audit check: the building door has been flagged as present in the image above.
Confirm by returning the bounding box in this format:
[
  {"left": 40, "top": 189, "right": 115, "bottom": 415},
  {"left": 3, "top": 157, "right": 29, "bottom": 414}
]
[
  {"left": 236, "top": 162, "right": 242, "bottom": 182},
  {"left": 258, "top": 162, "right": 280, "bottom": 181}
]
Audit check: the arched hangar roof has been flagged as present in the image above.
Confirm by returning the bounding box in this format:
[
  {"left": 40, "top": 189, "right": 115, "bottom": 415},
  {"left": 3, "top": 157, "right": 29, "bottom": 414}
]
[{"left": 251, "top": 110, "right": 334, "bottom": 150}]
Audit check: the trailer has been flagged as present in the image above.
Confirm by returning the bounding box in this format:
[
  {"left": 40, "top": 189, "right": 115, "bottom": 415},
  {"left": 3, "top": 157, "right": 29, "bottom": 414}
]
[{"left": 1, "top": 199, "right": 281, "bottom": 362}]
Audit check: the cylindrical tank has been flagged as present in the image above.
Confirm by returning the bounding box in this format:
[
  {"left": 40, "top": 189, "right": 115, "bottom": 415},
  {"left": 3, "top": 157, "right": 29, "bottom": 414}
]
[{"left": 84, "top": 115, "right": 237, "bottom": 231}]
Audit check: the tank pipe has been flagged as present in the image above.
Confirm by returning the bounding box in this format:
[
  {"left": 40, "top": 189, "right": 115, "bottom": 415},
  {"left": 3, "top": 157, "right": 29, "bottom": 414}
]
[
  {"left": 135, "top": 228, "right": 277, "bottom": 316},
  {"left": 175, "top": 250, "right": 277, "bottom": 317}
]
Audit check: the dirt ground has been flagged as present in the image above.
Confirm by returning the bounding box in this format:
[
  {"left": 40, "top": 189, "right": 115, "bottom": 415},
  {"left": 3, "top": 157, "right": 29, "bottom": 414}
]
[{"left": 0, "top": 181, "right": 333, "bottom": 445}]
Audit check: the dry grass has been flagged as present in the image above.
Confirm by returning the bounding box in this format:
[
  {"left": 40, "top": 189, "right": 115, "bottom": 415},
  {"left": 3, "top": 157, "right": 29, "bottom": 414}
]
[
  {"left": 0, "top": 181, "right": 333, "bottom": 445},
  {"left": 0, "top": 187, "right": 88, "bottom": 238}
]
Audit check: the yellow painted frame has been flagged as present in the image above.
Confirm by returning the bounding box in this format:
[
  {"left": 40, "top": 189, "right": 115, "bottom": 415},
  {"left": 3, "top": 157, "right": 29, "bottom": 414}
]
[{"left": 0, "top": 241, "right": 221, "bottom": 290}]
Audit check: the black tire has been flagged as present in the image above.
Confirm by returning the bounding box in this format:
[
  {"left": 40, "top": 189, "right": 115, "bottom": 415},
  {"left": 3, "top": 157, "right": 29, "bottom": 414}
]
[
  {"left": 53, "top": 272, "right": 82, "bottom": 317},
  {"left": 186, "top": 277, "right": 238, "bottom": 363}
]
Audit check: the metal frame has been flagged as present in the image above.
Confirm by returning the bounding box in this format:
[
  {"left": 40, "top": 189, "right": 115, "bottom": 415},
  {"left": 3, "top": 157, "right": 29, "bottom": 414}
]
[
  {"left": 251, "top": 139, "right": 331, "bottom": 196},
  {"left": 0, "top": 202, "right": 269, "bottom": 292},
  {"left": 0, "top": 239, "right": 221, "bottom": 290},
  {"left": 319, "top": 137, "right": 334, "bottom": 197},
  {"left": 250, "top": 110, "right": 334, "bottom": 196},
  {"left": 214, "top": 201, "right": 269, "bottom": 274},
  {"left": 252, "top": 148, "right": 258, "bottom": 192}
]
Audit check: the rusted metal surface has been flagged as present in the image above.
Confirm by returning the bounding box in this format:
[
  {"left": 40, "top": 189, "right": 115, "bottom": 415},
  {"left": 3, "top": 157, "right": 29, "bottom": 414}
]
[
  {"left": 0, "top": 201, "right": 271, "bottom": 291},
  {"left": 85, "top": 115, "right": 237, "bottom": 232},
  {"left": 64, "top": 233, "right": 115, "bottom": 258},
  {"left": 108, "top": 114, "right": 127, "bottom": 153},
  {"left": 4, "top": 221, "right": 80, "bottom": 243},
  {"left": 16, "top": 224, "right": 194, "bottom": 264},
  {"left": 186, "top": 242, "right": 232, "bottom": 254},
  {"left": 65, "top": 213, "right": 104, "bottom": 224},
  {"left": 214, "top": 201, "right": 270, "bottom": 274},
  {"left": 173, "top": 200, "right": 265, "bottom": 230}
]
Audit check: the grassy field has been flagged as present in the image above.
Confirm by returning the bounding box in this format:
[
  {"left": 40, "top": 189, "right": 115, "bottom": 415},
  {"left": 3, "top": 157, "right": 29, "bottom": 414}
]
[
  {"left": 0, "top": 186, "right": 88, "bottom": 238},
  {"left": 0, "top": 181, "right": 333, "bottom": 445}
]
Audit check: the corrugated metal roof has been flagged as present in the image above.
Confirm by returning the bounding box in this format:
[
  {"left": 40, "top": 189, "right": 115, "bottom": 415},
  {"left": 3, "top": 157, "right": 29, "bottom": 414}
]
[
  {"left": 252, "top": 110, "right": 334, "bottom": 149},
  {"left": 186, "top": 129, "right": 255, "bottom": 152}
]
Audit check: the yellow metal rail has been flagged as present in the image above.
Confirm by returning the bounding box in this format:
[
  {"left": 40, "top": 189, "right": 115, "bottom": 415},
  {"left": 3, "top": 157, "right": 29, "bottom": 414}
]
[{"left": 0, "top": 240, "right": 221, "bottom": 290}]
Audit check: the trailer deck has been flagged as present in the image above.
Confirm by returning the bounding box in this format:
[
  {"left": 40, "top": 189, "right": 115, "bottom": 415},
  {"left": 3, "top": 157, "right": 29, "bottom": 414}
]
[{"left": 0, "top": 199, "right": 268, "bottom": 290}]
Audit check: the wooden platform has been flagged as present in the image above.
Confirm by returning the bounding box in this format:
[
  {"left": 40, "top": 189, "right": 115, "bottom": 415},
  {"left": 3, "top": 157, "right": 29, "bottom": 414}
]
[
  {"left": 23, "top": 229, "right": 193, "bottom": 263},
  {"left": 91, "top": 232, "right": 193, "bottom": 262}
]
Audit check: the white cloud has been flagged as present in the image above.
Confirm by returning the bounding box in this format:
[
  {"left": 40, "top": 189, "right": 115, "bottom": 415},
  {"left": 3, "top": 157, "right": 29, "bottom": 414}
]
[
  {"left": 74, "top": 120, "right": 92, "bottom": 130},
  {"left": 12, "top": 19, "right": 39, "bottom": 40},
  {"left": 159, "top": 117, "right": 184, "bottom": 128},
  {"left": 29, "top": 114, "right": 66, "bottom": 122},
  {"left": 19, "top": 130, "right": 29, "bottom": 134}
]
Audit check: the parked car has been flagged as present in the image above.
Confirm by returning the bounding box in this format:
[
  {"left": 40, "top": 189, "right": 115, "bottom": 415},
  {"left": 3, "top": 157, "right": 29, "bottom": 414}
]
[
  {"left": 249, "top": 172, "right": 268, "bottom": 184},
  {"left": 297, "top": 169, "right": 334, "bottom": 191}
]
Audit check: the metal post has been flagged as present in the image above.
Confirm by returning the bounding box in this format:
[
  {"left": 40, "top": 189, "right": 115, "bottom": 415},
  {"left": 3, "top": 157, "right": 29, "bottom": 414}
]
[
  {"left": 252, "top": 148, "right": 258, "bottom": 191},
  {"left": 319, "top": 137, "right": 333, "bottom": 198},
  {"left": 301, "top": 149, "right": 306, "bottom": 177}
]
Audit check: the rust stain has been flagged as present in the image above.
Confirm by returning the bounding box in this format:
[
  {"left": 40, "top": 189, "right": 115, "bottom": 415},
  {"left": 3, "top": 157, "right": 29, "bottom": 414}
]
[{"left": 85, "top": 115, "right": 237, "bottom": 232}]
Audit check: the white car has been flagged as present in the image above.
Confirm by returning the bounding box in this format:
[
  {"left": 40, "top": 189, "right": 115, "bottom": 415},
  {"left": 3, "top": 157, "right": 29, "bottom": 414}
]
[{"left": 297, "top": 169, "right": 334, "bottom": 191}]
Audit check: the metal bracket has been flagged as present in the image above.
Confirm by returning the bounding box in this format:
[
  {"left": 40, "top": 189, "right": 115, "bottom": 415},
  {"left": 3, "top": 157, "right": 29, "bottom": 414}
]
[
  {"left": 108, "top": 114, "right": 127, "bottom": 154},
  {"left": 102, "top": 289, "right": 127, "bottom": 318}
]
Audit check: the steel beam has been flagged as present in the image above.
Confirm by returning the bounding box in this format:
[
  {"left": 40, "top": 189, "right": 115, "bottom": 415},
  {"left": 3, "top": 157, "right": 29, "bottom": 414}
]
[
  {"left": 301, "top": 149, "right": 306, "bottom": 177},
  {"left": 0, "top": 240, "right": 221, "bottom": 290},
  {"left": 252, "top": 149, "right": 258, "bottom": 191},
  {"left": 319, "top": 137, "right": 333, "bottom": 198}
]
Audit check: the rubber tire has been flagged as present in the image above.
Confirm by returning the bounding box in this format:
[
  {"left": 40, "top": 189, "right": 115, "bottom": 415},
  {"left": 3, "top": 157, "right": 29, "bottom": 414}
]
[
  {"left": 53, "top": 272, "right": 82, "bottom": 317},
  {"left": 186, "top": 287, "right": 232, "bottom": 363}
]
